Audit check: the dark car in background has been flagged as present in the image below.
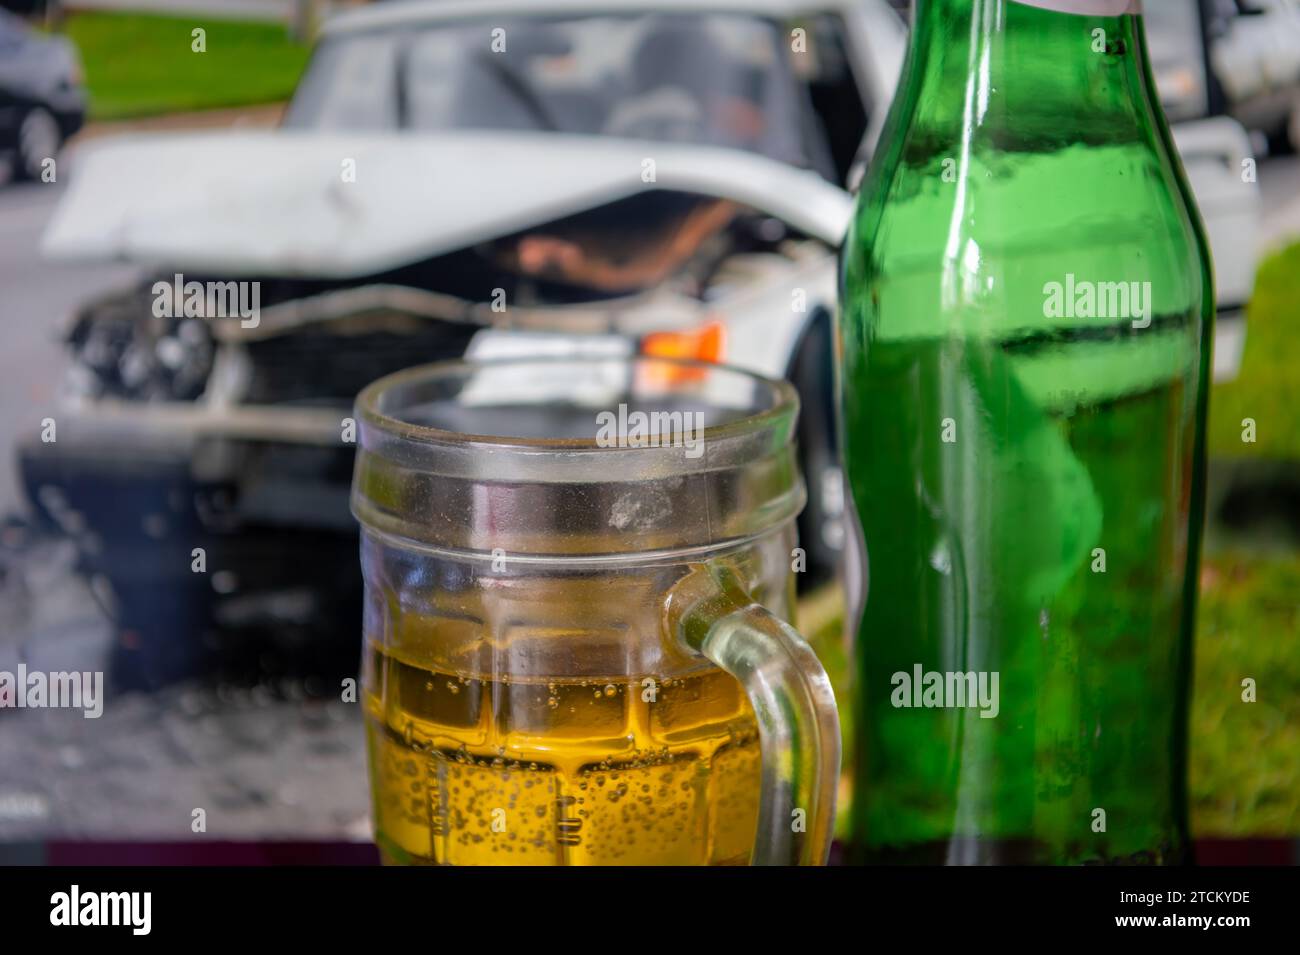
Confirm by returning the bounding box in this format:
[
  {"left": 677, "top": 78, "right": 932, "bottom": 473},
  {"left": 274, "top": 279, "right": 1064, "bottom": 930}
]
[{"left": 0, "top": 7, "right": 84, "bottom": 181}]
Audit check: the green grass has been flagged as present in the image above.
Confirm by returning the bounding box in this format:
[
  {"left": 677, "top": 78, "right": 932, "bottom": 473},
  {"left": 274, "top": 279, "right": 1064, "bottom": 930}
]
[
  {"left": 1192, "top": 551, "right": 1300, "bottom": 835},
  {"left": 797, "top": 584, "right": 855, "bottom": 837},
  {"left": 805, "top": 547, "right": 1300, "bottom": 839},
  {"left": 1196, "top": 241, "right": 1300, "bottom": 833},
  {"left": 1193, "top": 240, "right": 1300, "bottom": 834},
  {"left": 61, "top": 12, "right": 311, "bottom": 121},
  {"left": 1208, "top": 242, "right": 1300, "bottom": 461}
]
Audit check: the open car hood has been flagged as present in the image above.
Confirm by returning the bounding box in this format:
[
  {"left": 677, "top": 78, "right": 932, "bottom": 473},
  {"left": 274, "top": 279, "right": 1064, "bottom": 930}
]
[{"left": 42, "top": 130, "right": 853, "bottom": 278}]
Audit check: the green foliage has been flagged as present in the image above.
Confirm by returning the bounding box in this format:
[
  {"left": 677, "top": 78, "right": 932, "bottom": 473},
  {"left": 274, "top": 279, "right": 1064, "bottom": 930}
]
[
  {"left": 1209, "top": 243, "right": 1300, "bottom": 460},
  {"left": 1191, "top": 552, "right": 1300, "bottom": 835}
]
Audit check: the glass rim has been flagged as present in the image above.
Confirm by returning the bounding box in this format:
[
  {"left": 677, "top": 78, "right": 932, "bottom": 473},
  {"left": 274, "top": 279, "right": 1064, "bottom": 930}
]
[{"left": 354, "top": 354, "right": 800, "bottom": 452}]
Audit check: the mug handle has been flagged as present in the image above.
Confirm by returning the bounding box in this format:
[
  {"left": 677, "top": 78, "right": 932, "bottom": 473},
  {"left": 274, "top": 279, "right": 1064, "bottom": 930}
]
[{"left": 665, "top": 561, "right": 841, "bottom": 865}]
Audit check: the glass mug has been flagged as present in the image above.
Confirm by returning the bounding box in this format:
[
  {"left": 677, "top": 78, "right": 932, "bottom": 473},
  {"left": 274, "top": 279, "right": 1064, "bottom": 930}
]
[{"left": 350, "top": 356, "right": 839, "bottom": 865}]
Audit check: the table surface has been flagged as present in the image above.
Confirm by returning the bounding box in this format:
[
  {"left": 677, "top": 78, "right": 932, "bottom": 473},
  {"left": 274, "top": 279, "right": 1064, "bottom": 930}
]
[{"left": 1, "top": 838, "right": 1295, "bottom": 866}]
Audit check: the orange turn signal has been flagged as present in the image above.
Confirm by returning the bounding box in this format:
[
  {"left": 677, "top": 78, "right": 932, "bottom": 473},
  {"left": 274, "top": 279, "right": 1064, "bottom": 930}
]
[{"left": 640, "top": 320, "right": 726, "bottom": 386}]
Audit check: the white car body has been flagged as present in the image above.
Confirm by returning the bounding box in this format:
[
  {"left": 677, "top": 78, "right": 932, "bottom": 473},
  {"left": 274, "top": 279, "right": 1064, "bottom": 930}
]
[
  {"left": 1212, "top": 0, "right": 1300, "bottom": 102},
  {"left": 1208, "top": 0, "right": 1300, "bottom": 144},
  {"left": 41, "top": 0, "right": 1256, "bottom": 391},
  {"left": 43, "top": 0, "right": 907, "bottom": 387},
  {"left": 42, "top": 131, "right": 852, "bottom": 277}
]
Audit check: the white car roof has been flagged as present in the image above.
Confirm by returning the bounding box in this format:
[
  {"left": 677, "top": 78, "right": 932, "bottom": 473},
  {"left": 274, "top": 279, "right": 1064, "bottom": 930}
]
[{"left": 324, "top": 0, "right": 881, "bottom": 37}]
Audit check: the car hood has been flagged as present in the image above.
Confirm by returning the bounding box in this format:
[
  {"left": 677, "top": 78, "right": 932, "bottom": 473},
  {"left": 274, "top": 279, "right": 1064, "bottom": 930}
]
[{"left": 42, "top": 130, "right": 853, "bottom": 278}]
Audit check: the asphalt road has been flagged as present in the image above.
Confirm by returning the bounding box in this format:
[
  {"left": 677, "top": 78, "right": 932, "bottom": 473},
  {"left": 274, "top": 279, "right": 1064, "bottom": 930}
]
[
  {"left": 0, "top": 178, "right": 139, "bottom": 518},
  {"left": 1259, "top": 149, "right": 1300, "bottom": 251},
  {"left": 0, "top": 181, "right": 369, "bottom": 845}
]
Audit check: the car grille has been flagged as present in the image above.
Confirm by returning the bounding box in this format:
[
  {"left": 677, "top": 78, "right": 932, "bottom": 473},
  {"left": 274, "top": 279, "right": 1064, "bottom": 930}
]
[{"left": 244, "top": 321, "right": 480, "bottom": 405}]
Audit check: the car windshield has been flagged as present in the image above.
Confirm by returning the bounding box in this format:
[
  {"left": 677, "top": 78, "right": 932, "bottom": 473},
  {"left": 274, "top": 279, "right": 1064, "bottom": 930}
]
[{"left": 285, "top": 13, "right": 814, "bottom": 168}]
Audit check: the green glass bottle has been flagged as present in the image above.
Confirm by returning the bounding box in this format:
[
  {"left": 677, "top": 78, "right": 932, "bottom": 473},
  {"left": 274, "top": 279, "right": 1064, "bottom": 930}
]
[{"left": 838, "top": 0, "right": 1212, "bottom": 864}]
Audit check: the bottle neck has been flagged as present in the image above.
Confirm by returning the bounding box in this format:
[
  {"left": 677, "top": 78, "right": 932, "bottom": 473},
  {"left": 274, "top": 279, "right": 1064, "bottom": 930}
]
[
  {"left": 912, "top": 0, "right": 1143, "bottom": 40},
  {"left": 904, "top": 0, "right": 1155, "bottom": 148}
]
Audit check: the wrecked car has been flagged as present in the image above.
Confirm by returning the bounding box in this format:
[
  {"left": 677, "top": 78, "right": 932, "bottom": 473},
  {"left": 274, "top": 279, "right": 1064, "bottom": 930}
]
[{"left": 29, "top": 1, "right": 909, "bottom": 686}]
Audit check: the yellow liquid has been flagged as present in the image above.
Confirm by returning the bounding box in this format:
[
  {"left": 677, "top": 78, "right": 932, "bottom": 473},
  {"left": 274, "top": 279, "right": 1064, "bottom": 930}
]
[{"left": 364, "top": 645, "right": 761, "bottom": 865}]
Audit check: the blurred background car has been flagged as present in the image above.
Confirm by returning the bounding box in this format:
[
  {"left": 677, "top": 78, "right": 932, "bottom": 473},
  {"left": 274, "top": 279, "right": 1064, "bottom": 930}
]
[
  {"left": 27, "top": 0, "right": 906, "bottom": 687},
  {"left": 0, "top": 6, "right": 84, "bottom": 181},
  {"left": 1205, "top": 0, "right": 1300, "bottom": 150}
]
